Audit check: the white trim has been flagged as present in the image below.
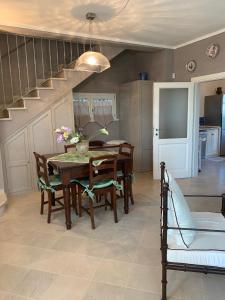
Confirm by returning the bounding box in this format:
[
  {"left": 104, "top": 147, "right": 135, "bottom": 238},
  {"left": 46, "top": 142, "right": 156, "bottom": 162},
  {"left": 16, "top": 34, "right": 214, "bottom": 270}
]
[
  {"left": 0, "top": 24, "right": 172, "bottom": 50},
  {"left": 175, "top": 28, "right": 225, "bottom": 49},
  {"left": 191, "top": 72, "right": 225, "bottom": 83},
  {"left": 2, "top": 23, "right": 225, "bottom": 50}
]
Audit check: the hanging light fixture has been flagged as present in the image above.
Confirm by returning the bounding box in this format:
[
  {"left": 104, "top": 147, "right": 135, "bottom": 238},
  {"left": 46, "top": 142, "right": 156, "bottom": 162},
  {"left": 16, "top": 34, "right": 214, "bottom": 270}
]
[{"left": 75, "top": 12, "right": 110, "bottom": 73}]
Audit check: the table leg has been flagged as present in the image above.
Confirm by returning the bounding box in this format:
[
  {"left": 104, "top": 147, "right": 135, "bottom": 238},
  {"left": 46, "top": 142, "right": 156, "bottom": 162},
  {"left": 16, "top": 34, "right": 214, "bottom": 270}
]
[
  {"left": 63, "top": 186, "right": 72, "bottom": 229},
  {"left": 124, "top": 175, "right": 129, "bottom": 214}
]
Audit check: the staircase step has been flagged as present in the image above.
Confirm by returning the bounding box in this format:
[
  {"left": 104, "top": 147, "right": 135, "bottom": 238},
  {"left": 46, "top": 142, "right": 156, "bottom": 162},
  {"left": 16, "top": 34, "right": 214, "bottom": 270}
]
[
  {"left": 0, "top": 109, "right": 10, "bottom": 119},
  {"left": 12, "top": 99, "right": 24, "bottom": 108},
  {"left": 22, "top": 97, "right": 40, "bottom": 101},
  {"left": 26, "top": 89, "right": 39, "bottom": 98},
  {"left": 65, "top": 60, "right": 76, "bottom": 70},
  {"left": 41, "top": 79, "right": 52, "bottom": 88},
  {"left": 54, "top": 70, "right": 66, "bottom": 78},
  {"left": 40, "top": 77, "right": 67, "bottom": 88},
  {"left": 7, "top": 107, "right": 27, "bottom": 111}
]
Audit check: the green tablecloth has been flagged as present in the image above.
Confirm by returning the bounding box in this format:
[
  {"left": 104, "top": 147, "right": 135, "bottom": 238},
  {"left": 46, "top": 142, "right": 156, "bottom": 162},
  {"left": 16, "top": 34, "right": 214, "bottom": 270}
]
[{"left": 48, "top": 150, "right": 117, "bottom": 165}]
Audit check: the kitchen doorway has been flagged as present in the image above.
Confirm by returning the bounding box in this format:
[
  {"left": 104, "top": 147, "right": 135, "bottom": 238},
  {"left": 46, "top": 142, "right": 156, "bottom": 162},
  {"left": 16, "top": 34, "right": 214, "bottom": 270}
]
[{"left": 191, "top": 73, "right": 225, "bottom": 175}]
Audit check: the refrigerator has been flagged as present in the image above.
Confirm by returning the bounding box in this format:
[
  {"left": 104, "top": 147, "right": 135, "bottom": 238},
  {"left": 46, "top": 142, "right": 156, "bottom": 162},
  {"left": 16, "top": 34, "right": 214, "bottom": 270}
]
[{"left": 204, "top": 94, "right": 225, "bottom": 155}]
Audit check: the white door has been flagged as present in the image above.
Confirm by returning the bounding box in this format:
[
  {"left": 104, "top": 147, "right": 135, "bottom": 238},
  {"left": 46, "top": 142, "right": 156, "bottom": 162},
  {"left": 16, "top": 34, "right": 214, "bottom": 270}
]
[{"left": 153, "top": 82, "right": 194, "bottom": 179}]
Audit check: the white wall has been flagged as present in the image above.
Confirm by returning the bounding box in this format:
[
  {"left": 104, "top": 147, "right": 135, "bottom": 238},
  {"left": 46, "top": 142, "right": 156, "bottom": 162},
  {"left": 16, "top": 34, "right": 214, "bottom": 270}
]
[{"left": 199, "top": 79, "right": 225, "bottom": 117}]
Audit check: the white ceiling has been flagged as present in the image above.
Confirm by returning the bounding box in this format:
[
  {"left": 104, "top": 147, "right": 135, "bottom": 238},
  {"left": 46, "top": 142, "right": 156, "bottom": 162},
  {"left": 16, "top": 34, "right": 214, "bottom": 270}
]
[{"left": 0, "top": 0, "right": 225, "bottom": 48}]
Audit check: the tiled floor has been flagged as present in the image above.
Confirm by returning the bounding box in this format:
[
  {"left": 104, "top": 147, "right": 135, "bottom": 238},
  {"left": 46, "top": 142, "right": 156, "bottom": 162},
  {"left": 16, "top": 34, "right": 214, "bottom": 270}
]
[{"left": 0, "top": 159, "right": 224, "bottom": 300}]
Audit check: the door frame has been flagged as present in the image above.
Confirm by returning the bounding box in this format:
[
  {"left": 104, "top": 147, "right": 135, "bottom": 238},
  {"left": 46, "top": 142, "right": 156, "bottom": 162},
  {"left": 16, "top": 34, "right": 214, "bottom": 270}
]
[
  {"left": 191, "top": 72, "right": 225, "bottom": 176},
  {"left": 153, "top": 82, "right": 195, "bottom": 179}
]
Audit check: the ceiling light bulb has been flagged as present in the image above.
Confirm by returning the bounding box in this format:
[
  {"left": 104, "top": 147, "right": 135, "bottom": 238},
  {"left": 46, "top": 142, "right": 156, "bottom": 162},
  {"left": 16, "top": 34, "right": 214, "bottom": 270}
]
[{"left": 87, "top": 55, "right": 97, "bottom": 65}]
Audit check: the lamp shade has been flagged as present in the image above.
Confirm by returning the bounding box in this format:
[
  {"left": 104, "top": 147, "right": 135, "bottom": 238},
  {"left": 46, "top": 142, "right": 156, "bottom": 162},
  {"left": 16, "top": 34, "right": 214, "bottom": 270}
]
[{"left": 74, "top": 51, "right": 110, "bottom": 73}]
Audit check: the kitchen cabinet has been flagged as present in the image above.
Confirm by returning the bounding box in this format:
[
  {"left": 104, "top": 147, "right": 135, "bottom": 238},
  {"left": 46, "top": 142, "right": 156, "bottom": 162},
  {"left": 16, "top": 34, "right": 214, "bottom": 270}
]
[
  {"left": 206, "top": 128, "right": 220, "bottom": 157},
  {"left": 119, "top": 80, "right": 153, "bottom": 171}
]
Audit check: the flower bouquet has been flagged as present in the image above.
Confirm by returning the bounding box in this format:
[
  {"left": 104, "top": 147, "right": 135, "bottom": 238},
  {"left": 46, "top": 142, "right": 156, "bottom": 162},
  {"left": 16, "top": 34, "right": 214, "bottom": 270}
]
[
  {"left": 55, "top": 126, "right": 109, "bottom": 154},
  {"left": 55, "top": 126, "right": 81, "bottom": 144}
]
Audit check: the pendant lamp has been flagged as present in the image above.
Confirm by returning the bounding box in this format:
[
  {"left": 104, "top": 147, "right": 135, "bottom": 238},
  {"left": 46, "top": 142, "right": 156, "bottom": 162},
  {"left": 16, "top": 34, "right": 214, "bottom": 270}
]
[{"left": 75, "top": 13, "right": 110, "bottom": 73}]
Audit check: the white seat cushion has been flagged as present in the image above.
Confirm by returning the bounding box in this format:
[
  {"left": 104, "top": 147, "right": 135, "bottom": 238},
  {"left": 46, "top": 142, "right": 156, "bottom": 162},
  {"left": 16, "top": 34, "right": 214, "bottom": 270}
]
[
  {"left": 164, "top": 171, "right": 196, "bottom": 247},
  {"left": 168, "top": 212, "right": 225, "bottom": 268}
]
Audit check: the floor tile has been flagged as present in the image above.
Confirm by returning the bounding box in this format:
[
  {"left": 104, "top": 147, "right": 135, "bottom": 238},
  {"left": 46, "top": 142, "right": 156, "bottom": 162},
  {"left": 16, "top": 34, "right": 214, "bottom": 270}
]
[
  {"left": 94, "top": 259, "right": 131, "bottom": 287},
  {"left": 127, "top": 264, "right": 161, "bottom": 293},
  {"left": 30, "top": 250, "right": 100, "bottom": 280},
  {"left": 83, "top": 282, "right": 125, "bottom": 300},
  {"left": 40, "top": 275, "right": 90, "bottom": 300},
  {"left": 12, "top": 269, "right": 56, "bottom": 299},
  {"left": 1, "top": 161, "right": 225, "bottom": 300}
]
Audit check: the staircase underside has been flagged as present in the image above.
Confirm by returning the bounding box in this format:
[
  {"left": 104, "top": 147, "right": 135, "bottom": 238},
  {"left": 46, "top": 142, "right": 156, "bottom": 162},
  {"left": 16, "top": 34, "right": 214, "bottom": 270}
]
[{"left": 0, "top": 46, "right": 124, "bottom": 142}]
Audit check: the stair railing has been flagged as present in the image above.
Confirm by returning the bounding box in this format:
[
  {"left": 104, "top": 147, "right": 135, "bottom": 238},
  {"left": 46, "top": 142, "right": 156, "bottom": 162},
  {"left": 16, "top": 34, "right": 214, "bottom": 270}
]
[{"left": 0, "top": 32, "right": 90, "bottom": 109}]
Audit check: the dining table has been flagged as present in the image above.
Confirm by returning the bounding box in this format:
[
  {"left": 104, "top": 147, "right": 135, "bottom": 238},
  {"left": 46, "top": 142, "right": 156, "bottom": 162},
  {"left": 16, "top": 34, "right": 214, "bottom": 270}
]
[{"left": 44, "top": 150, "right": 132, "bottom": 229}]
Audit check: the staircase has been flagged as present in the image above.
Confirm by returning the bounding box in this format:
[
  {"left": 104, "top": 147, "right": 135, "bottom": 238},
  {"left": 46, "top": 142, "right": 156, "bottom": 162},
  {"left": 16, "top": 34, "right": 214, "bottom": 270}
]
[{"left": 0, "top": 32, "right": 123, "bottom": 142}]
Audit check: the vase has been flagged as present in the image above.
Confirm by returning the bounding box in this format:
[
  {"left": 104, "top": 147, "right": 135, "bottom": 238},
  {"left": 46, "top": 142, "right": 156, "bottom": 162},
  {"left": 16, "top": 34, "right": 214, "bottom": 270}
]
[{"left": 76, "top": 140, "right": 89, "bottom": 155}]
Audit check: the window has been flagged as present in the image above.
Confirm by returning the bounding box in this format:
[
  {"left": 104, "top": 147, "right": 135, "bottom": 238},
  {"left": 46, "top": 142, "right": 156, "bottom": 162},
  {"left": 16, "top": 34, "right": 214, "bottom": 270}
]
[{"left": 73, "top": 93, "right": 118, "bottom": 128}]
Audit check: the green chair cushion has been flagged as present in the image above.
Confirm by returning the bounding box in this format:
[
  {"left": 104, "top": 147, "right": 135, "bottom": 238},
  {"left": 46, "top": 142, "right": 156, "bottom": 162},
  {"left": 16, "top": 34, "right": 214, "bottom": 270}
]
[
  {"left": 40, "top": 175, "right": 62, "bottom": 187},
  {"left": 78, "top": 178, "right": 115, "bottom": 190}
]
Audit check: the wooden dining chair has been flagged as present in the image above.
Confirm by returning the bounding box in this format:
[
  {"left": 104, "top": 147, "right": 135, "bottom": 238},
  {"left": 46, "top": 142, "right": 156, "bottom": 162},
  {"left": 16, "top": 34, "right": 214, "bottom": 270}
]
[
  {"left": 117, "top": 143, "right": 134, "bottom": 205},
  {"left": 77, "top": 154, "right": 120, "bottom": 229},
  {"left": 64, "top": 144, "right": 76, "bottom": 153},
  {"left": 89, "top": 140, "right": 104, "bottom": 147},
  {"left": 33, "top": 152, "right": 77, "bottom": 223}
]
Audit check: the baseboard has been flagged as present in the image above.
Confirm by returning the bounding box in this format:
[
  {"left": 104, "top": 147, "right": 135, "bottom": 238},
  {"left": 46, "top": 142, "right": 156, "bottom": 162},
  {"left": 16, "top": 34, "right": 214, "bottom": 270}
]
[{"left": 0, "top": 189, "right": 7, "bottom": 216}]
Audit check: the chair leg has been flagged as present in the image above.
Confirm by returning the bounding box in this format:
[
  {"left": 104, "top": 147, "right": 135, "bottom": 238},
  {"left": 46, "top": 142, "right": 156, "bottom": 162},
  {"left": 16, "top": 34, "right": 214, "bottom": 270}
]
[
  {"left": 112, "top": 187, "right": 118, "bottom": 223},
  {"left": 89, "top": 198, "right": 95, "bottom": 229},
  {"left": 78, "top": 185, "right": 82, "bottom": 217},
  {"left": 161, "top": 264, "right": 167, "bottom": 300},
  {"left": 40, "top": 189, "right": 45, "bottom": 215},
  {"left": 129, "top": 176, "right": 134, "bottom": 205},
  {"left": 47, "top": 191, "right": 52, "bottom": 224},
  {"left": 221, "top": 194, "right": 225, "bottom": 217},
  {"left": 71, "top": 186, "right": 78, "bottom": 215},
  {"left": 51, "top": 192, "right": 56, "bottom": 206}
]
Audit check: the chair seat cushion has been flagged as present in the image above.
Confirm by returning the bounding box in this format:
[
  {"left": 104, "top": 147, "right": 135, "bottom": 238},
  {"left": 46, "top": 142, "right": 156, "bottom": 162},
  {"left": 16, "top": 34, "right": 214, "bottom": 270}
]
[
  {"left": 40, "top": 175, "right": 62, "bottom": 187},
  {"left": 168, "top": 212, "right": 225, "bottom": 268},
  {"left": 78, "top": 178, "right": 116, "bottom": 190},
  {"left": 40, "top": 175, "right": 76, "bottom": 188}
]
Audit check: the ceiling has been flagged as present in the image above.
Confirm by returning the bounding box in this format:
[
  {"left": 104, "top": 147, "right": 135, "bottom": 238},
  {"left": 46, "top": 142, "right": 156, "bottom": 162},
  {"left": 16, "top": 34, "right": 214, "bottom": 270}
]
[{"left": 0, "top": 0, "right": 225, "bottom": 49}]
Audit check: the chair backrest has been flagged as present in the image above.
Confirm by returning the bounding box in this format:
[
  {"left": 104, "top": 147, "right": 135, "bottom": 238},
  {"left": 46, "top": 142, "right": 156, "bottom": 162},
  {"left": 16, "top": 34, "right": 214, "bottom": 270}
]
[
  {"left": 89, "top": 140, "right": 104, "bottom": 147},
  {"left": 119, "top": 143, "right": 134, "bottom": 156},
  {"left": 89, "top": 155, "right": 117, "bottom": 189},
  {"left": 64, "top": 144, "right": 76, "bottom": 153},
  {"left": 33, "top": 152, "right": 49, "bottom": 185},
  {"left": 119, "top": 143, "right": 134, "bottom": 172}
]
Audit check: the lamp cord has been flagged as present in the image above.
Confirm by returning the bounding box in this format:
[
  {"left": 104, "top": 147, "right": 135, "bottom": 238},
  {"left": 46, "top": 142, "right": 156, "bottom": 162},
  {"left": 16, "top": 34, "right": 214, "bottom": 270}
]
[
  {"left": 116, "top": 0, "right": 130, "bottom": 16},
  {"left": 88, "top": 19, "right": 92, "bottom": 51}
]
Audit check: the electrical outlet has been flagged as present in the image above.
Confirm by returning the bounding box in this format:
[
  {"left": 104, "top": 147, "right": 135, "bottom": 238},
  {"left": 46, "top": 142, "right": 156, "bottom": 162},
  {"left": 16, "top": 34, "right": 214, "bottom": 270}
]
[{"left": 172, "top": 72, "right": 176, "bottom": 79}]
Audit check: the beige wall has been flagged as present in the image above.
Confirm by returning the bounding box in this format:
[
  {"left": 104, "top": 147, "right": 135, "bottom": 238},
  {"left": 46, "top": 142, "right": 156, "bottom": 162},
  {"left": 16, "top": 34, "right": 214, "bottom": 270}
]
[
  {"left": 75, "top": 49, "right": 174, "bottom": 139},
  {"left": 0, "top": 151, "right": 4, "bottom": 190},
  {"left": 174, "top": 32, "right": 225, "bottom": 81},
  {"left": 199, "top": 80, "right": 225, "bottom": 117},
  {"left": 135, "top": 49, "right": 174, "bottom": 82},
  {"left": 75, "top": 51, "right": 137, "bottom": 140}
]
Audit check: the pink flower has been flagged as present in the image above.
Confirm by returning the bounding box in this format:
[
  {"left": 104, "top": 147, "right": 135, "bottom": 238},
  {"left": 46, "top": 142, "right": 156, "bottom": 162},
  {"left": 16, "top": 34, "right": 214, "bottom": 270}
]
[{"left": 56, "top": 133, "right": 64, "bottom": 143}]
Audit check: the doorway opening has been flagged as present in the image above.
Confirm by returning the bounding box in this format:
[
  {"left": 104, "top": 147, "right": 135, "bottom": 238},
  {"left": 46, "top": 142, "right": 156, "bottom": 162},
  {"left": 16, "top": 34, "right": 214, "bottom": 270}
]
[{"left": 192, "top": 73, "right": 225, "bottom": 176}]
